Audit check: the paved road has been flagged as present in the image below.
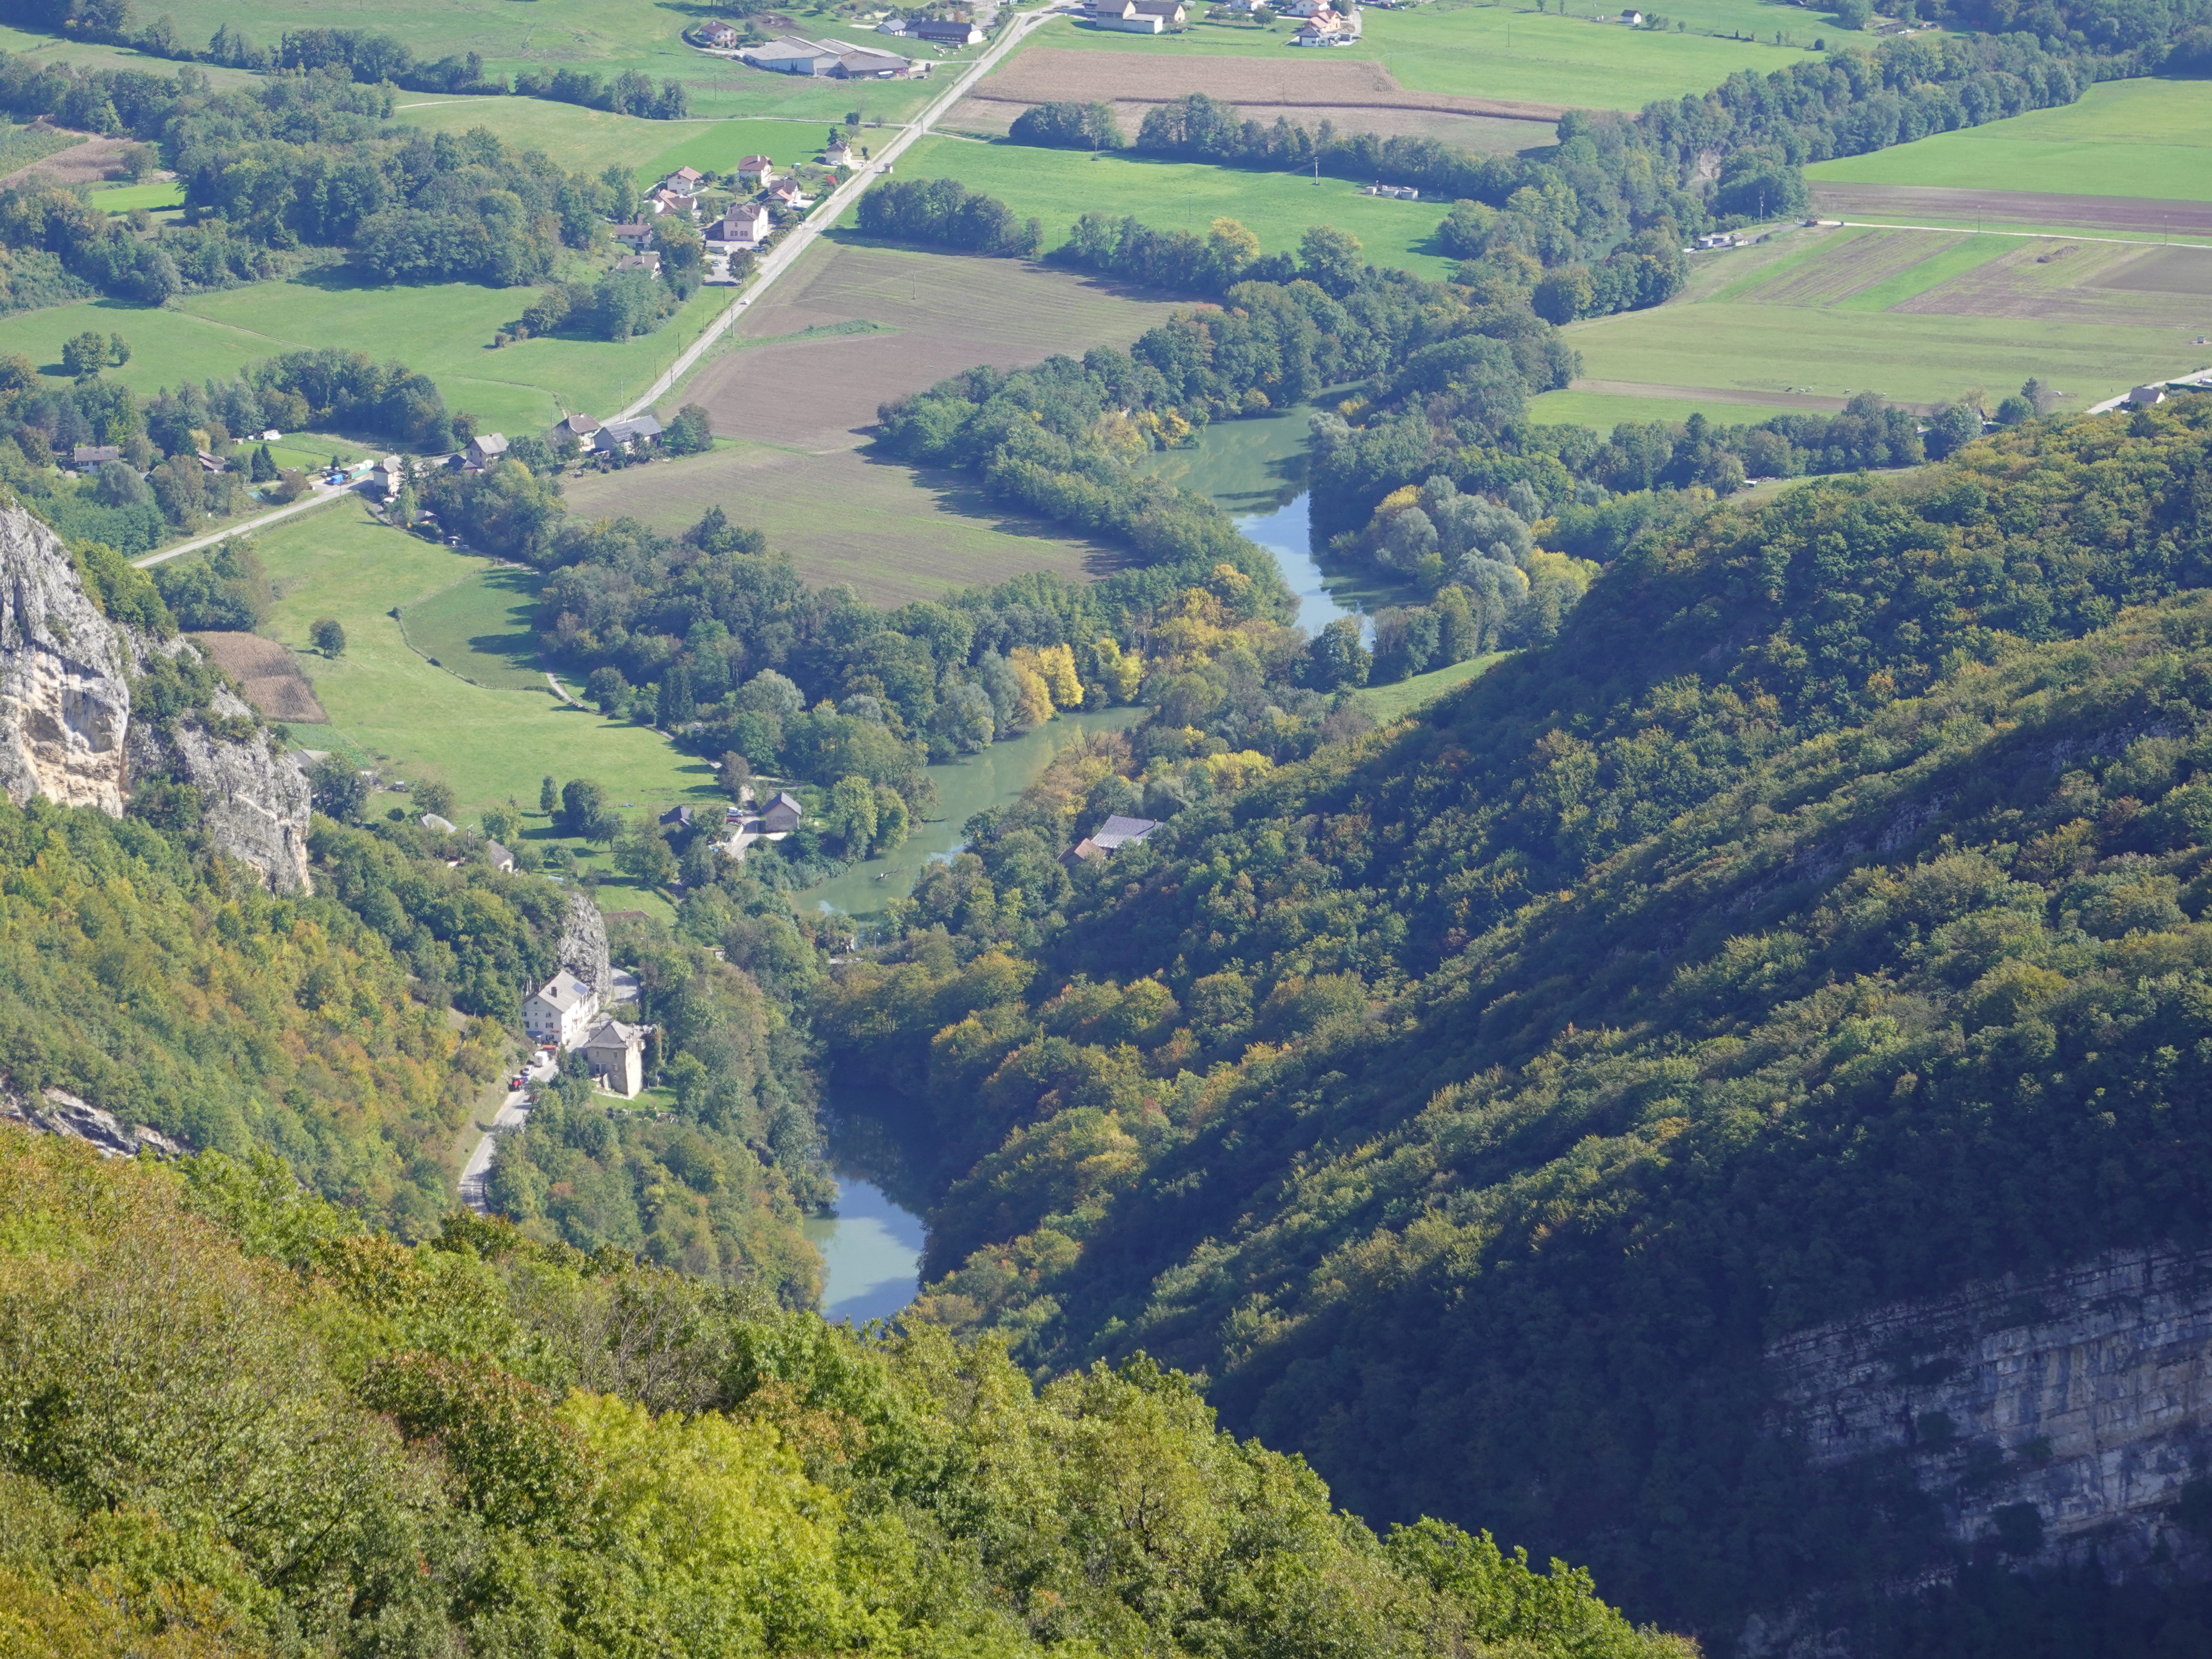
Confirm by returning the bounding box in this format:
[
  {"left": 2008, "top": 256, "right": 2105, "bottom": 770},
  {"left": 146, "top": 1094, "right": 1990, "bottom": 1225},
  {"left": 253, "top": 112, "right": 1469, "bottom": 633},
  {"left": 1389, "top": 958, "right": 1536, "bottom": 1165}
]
[
  {"left": 131, "top": 477, "right": 366, "bottom": 569},
  {"left": 459, "top": 1055, "right": 557, "bottom": 1214},
  {"left": 615, "top": 4, "right": 1072, "bottom": 422}
]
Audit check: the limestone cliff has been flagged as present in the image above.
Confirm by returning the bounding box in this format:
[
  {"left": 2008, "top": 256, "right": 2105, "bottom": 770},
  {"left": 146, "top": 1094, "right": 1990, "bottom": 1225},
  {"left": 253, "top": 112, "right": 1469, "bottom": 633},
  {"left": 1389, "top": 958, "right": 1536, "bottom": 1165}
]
[
  {"left": 1748, "top": 1244, "right": 2212, "bottom": 1653},
  {"left": 0, "top": 499, "right": 311, "bottom": 891},
  {"left": 557, "top": 888, "right": 610, "bottom": 992}
]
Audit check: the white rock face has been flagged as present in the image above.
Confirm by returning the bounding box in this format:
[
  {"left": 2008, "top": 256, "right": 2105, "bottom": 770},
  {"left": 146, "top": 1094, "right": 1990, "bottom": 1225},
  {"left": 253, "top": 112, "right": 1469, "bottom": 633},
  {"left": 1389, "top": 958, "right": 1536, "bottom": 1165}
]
[
  {"left": 0, "top": 503, "right": 133, "bottom": 814},
  {"left": 1768, "top": 1244, "right": 2212, "bottom": 1572},
  {"left": 0, "top": 500, "right": 311, "bottom": 891}
]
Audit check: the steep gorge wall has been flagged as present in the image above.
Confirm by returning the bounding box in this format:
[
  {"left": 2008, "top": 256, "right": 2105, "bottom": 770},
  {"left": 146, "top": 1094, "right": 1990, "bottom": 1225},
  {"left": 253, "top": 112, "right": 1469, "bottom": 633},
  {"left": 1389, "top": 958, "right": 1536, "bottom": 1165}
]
[
  {"left": 1753, "top": 1244, "right": 2212, "bottom": 1649},
  {"left": 0, "top": 500, "right": 310, "bottom": 890}
]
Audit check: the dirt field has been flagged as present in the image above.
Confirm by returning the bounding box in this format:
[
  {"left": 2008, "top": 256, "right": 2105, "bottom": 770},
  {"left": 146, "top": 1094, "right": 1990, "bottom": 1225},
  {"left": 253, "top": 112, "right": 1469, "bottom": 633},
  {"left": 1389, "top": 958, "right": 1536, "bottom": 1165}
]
[
  {"left": 191, "top": 632, "right": 330, "bottom": 724},
  {"left": 563, "top": 444, "right": 1133, "bottom": 605},
  {"left": 1813, "top": 183, "right": 2212, "bottom": 238},
  {"left": 1895, "top": 238, "right": 2212, "bottom": 328},
  {"left": 687, "top": 238, "right": 1187, "bottom": 454},
  {"left": 970, "top": 45, "right": 1563, "bottom": 130},
  {"left": 944, "top": 93, "right": 1553, "bottom": 152}
]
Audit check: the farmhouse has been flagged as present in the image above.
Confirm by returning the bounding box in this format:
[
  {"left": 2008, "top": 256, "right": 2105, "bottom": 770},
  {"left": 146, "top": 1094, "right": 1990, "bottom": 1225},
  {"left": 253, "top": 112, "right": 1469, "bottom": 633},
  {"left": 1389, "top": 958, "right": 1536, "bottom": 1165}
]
[
  {"left": 2130, "top": 384, "right": 2169, "bottom": 407},
  {"left": 1131, "top": 0, "right": 1188, "bottom": 23},
  {"left": 877, "top": 15, "right": 913, "bottom": 32},
  {"left": 593, "top": 416, "right": 664, "bottom": 455},
  {"left": 615, "top": 251, "right": 664, "bottom": 275},
  {"left": 910, "top": 17, "right": 982, "bottom": 43},
  {"left": 699, "top": 19, "right": 741, "bottom": 46},
  {"left": 419, "top": 813, "right": 457, "bottom": 833},
  {"left": 658, "top": 166, "right": 705, "bottom": 192},
  {"left": 71, "top": 444, "right": 121, "bottom": 468},
  {"left": 523, "top": 969, "right": 600, "bottom": 1051},
  {"left": 714, "top": 202, "right": 774, "bottom": 246},
  {"left": 649, "top": 189, "right": 699, "bottom": 218},
  {"left": 549, "top": 412, "right": 601, "bottom": 445},
  {"left": 1619, "top": 8, "right": 1644, "bottom": 20},
  {"left": 769, "top": 179, "right": 811, "bottom": 207},
  {"left": 1096, "top": 10, "right": 1164, "bottom": 31},
  {"left": 761, "top": 790, "right": 804, "bottom": 834},
  {"left": 1361, "top": 181, "right": 1419, "bottom": 199},
  {"left": 611, "top": 221, "right": 654, "bottom": 248},
  {"left": 484, "top": 840, "right": 516, "bottom": 873},
  {"left": 464, "top": 432, "right": 508, "bottom": 469},
  {"left": 825, "top": 136, "right": 855, "bottom": 165},
  {"left": 1061, "top": 814, "right": 1161, "bottom": 866},
  {"left": 372, "top": 455, "right": 405, "bottom": 494},
  {"left": 581, "top": 1018, "right": 648, "bottom": 1098}
]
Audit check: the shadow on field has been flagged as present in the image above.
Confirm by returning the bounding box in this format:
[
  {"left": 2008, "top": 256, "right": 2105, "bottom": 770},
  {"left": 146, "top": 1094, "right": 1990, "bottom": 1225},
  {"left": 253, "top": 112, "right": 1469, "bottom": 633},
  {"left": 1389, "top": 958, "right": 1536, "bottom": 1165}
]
[{"left": 855, "top": 448, "right": 1142, "bottom": 583}]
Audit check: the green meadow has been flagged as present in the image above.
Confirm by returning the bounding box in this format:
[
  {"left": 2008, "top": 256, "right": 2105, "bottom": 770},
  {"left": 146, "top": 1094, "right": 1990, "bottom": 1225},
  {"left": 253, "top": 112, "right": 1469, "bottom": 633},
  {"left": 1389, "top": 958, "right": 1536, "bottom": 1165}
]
[
  {"left": 0, "top": 22, "right": 259, "bottom": 86},
  {"left": 1525, "top": 388, "right": 1825, "bottom": 431},
  {"left": 0, "top": 4, "right": 951, "bottom": 121},
  {"left": 1804, "top": 77, "right": 2212, "bottom": 202},
  {"left": 0, "top": 272, "right": 737, "bottom": 439},
  {"left": 387, "top": 100, "right": 850, "bottom": 181},
  {"left": 83, "top": 179, "right": 187, "bottom": 214},
  {"left": 1353, "top": 651, "right": 1504, "bottom": 722},
  {"left": 256, "top": 499, "right": 724, "bottom": 835},
  {"left": 893, "top": 136, "right": 1457, "bottom": 278},
  {"left": 1027, "top": 2, "right": 1834, "bottom": 114}
]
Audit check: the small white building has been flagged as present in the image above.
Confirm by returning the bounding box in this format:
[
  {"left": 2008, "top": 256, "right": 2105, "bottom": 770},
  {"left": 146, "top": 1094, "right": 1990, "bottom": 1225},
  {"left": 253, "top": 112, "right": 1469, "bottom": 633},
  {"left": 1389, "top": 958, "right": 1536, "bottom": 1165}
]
[
  {"left": 524, "top": 969, "right": 601, "bottom": 1051},
  {"left": 582, "top": 1018, "right": 648, "bottom": 1098}
]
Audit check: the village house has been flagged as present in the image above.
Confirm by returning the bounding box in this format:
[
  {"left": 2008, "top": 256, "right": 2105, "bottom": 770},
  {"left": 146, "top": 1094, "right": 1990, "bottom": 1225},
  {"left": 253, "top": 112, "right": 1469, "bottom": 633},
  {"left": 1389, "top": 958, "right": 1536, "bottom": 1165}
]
[
  {"left": 1130, "top": 0, "right": 1188, "bottom": 24},
  {"left": 615, "top": 251, "right": 664, "bottom": 275},
  {"left": 372, "top": 455, "right": 405, "bottom": 495},
  {"left": 737, "top": 155, "right": 778, "bottom": 185},
  {"left": 484, "top": 841, "right": 516, "bottom": 873},
  {"left": 523, "top": 969, "right": 600, "bottom": 1050},
  {"left": 1361, "top": 181, "right": 1418, "bottom": 199},
  {"left": 769, "top": 178, "right": 811, "bottom": 207},
  {"left": 911, "top": 16, "right": 982, "bottom": 43},
  {"left": 699, "top": 19, "right": 742, "bottom": 46},
  {"left": 611, "top": 221, "right": 654, "bottom": 248},
  {"left": 2130, "top": 384, "right": 2169, "bottom": 407},
  {"left": 825, "top": 135, "right": 855, "bottom": 165},
  {"left": 581, "top": 1018, "right": 649, "bottom": 1098},
  {"left": 761, "top": 790, "right": 804, "bottom": 834},
  {"left": 1059, "top": 814, "right": 1161, "bottom": 867},
  {"left": 658, "top": 166, "right": 706, "bottom": 193},
  {"left": 71, "top": 444, "right": 121, "bottom": 468},
  {"left": 876, "top": 14, "right": 913, "bottom": 32},
  {"left": 1094, "top": 2, "right": 1164, "bottom": 30},
  {"left": 1620, "top": 8, "right": 1644, "bottom": 21},
  {"left": 593, "top": 416, "right": 664, "bottom": 455},
  {"left": 648, "top": 189, "right": 699, "bottom": 218},
  {"left": 549, "top": 412, "right": 600, "bottom": 446},
  {"left": 464, "top": 432, "right": 508, "bottom": 469},
  {"left": 714, "top": 201, "right": 774, "bottom": 247}
]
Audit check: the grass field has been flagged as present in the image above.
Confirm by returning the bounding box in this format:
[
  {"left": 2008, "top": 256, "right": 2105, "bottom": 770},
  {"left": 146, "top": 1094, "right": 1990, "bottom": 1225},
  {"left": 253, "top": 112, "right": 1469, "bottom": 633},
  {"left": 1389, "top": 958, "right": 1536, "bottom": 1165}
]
[
  {"left": 1556, "top": 221, "right": 2212, "bottom": 426},
  {"left": 1805, "top": 78, "right": 2212, "bottom": 203},
  {"left": 563, "top": 442, "right": 1129, "bottom": 605},
  {"left": 387, "top": 99, "right": 848, "bottom": 181},
  {"left": 1355, "top": 652, "right": 1503, "bottom": 721},
  {"left": 1022, "top": 2, "right": 1833, "bottom": 114},
  {"left": 0, "top": 5, "right": 952, "bottom": 122},
  {"left": 1526, "top": 388, "right": 1830, "bottom": 430},
  {"left": 0, "top": 23, "right": 260, "bottom": 87},
  {"left": 398, "top": 568, "right": 549, "bottom": 692},
  {"left": 83, "top": 179, "right": 187, "bottom": 213},
  {"left": 893, "top": 136, "right": 1458, "bottom": 278},
  {"left": 256, "top": 500, "right": 725, "bottom": 838},
  {"left": 0, "top": 271, "right": 737, "bottom": 439}
]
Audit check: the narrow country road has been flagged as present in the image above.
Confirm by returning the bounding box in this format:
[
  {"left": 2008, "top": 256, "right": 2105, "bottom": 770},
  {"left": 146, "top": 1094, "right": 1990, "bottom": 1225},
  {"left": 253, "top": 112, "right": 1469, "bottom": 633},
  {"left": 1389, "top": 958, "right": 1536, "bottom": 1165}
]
[
  {"left": 615, "top": 3, "right": 1074, "bottom": 421},
  {"left": 131, "top": 477, "right": 365, "bottom": 569},
  {"left": 459, "top": 1054, "right": 556, "bottom": 1214}
]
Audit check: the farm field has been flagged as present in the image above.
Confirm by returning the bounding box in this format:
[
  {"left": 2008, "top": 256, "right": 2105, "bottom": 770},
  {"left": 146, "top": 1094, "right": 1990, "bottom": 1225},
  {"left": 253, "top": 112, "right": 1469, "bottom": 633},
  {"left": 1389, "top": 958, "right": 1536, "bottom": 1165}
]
[
  {"left": 387, "top": 99, "right": 850, "bottom": 181},
  {"left": 0, "top": 22, "right": 259, "bottom": 87},
  {"left": 684, "top": 237, "right": 1186, "bottom": 452},
  {"left": 0, "top": 5, "right": 951, "bottom": 121},
  {"left": 563, "top": 443, "right": 1131, "bottom": 606},
  {"left": 399, "top": 569, "right": 549, "bottom": 693},
  {"left": 0, "top": 271, "right": 736, "bottom": 438},
  {"left": 254, "top": 498, "right": 724, "bottom": 829},
  {"left": 1018, "top": 3, "right": 1828, "bottom": 114},
  {"left": 1805, "top": 78, "right": 2212, "bottom": 204},
  {"left": 83, "top": 179, "right": 187, "bottom": 213},
  {"left": 891, "top": 136, "right": 1458, "bottom": 278},
  {"left": 1559, "top": 223, "right": 2212, "bottom": 425},
  {"left": 1354, "top": 652, "right": 1504, "bottom": 723},
  {"left": 1526, "top": 387, "right": 1835, "bottom": 431}
]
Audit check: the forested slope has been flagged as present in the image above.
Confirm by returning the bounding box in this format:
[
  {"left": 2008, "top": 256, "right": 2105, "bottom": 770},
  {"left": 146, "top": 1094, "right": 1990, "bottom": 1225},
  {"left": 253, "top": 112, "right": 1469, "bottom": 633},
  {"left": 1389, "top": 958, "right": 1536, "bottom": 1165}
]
[
  {"left": 824, "top": 397, "right": 2212, "bottom": 1649},
  {"left": 0, "top": 1130, "right": 1689, "bottom": 1659}
]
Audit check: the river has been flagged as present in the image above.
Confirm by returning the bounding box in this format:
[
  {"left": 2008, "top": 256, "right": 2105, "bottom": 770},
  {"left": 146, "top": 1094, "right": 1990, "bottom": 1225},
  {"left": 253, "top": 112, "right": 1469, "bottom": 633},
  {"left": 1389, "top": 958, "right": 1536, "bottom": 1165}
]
[{"left": 801, "top": 404, "right": 1403, "bottom": 1322}]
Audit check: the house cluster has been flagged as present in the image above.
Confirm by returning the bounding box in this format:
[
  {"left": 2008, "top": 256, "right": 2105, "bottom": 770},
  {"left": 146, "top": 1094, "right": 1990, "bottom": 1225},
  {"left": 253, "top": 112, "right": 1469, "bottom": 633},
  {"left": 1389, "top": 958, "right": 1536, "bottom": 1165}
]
[
  {"left": 876, "top": 15, "right": 985, "bottom": 43},
  {"left": 1091, "top": 0, "right": 1186, "bottom": 31},
  {"left": 523, "top": 967, "right": 652, "bottom": 1099},
  {"left": 742, "top": 33, "right": 927, "bottom": 76},
  {"left": 452, "top": 417, "right": 662, "bottom": 473},
  {"left": 1059, "top": 814, "right": 1161, "bottom": 868}
]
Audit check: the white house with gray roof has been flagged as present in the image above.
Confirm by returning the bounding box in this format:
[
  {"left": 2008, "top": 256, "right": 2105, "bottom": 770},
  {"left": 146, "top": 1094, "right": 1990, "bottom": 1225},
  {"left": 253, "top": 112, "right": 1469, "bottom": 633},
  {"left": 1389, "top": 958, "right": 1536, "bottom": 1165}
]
[{"left": 524, "top": 969, "right": 601, "bottom": 1051}]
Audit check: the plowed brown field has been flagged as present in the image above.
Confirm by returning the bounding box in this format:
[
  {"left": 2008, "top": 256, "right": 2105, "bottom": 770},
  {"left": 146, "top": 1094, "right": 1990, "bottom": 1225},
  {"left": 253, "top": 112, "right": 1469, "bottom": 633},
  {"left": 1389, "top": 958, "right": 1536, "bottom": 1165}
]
[{"left": 1813, "top": 183, "right": 2212, "bottom": 238}]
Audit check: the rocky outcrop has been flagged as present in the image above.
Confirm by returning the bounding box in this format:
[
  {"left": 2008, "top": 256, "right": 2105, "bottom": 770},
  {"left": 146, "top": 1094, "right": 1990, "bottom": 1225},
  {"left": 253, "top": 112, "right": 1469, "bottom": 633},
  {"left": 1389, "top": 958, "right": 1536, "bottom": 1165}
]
[
  {"left": 557, "top": 888, "right": 610, "bottom": 992},
  {"left": 0, "top": 499, "right": 310, "bottom": 891},
  {"left": 126, "top": 668, "right": 312, "bottom": 892},
  {"left": 1, "top": 1085, "right": 188, "bottom": 1159},
  {"left": 0, "top": 500, "right": 132, "bottom": 814},
  {"left": 1753, "top": 1242, "right": 2212, "bottom": 1652}
]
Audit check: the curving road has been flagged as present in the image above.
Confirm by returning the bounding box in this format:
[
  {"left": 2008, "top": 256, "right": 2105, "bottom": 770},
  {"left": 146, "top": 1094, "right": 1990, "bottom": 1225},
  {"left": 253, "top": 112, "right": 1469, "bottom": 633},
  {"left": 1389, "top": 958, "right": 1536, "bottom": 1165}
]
[{"left": 615, "top": 3, "right": 1074, "bottom": 422}]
